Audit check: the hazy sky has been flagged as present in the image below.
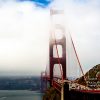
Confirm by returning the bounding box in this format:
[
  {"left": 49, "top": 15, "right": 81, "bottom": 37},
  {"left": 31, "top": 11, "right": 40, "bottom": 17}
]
[{"left": 0, "top": 0, "right": 100, "bottom": 76}]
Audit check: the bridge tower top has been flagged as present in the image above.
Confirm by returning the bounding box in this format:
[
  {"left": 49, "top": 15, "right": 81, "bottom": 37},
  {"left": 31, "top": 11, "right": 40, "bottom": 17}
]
[{"left": 49, "top": 8, "right": 66, "bottom": 85}]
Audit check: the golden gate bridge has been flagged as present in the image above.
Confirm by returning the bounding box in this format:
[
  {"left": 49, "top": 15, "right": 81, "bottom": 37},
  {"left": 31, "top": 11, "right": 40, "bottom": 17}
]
[{"left": 41, "top": 8, "right": 100, "bottom": 100}]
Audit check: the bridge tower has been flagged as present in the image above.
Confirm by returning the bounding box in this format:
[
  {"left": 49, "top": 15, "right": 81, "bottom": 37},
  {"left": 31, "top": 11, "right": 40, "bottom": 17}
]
[
  {"left": 41, "top": 71, "right": 47, "bottom": 92},
  {"left": 49, "top": 9, "right": 66, "bottom": 86}
]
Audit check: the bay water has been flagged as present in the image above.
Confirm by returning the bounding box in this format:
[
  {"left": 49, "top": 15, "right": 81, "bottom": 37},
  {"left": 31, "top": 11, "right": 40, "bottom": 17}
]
[{"left": 0, "top": 90, "right": 43, "bottom": 100}]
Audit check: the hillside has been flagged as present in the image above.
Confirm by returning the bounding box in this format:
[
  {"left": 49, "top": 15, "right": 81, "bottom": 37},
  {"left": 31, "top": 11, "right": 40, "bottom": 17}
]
[{"left": 77, "top": 64, "right": 100, "bottom": 88}]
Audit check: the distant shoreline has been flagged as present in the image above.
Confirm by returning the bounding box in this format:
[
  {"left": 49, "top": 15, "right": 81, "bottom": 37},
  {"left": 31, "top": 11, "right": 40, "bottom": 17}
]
[{"left": 0, "top": 76, "right": 41, "bottom": 91}]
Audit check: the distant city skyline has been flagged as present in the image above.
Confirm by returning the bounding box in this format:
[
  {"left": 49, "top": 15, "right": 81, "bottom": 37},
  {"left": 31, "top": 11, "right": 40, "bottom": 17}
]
[{"left": 0, "top": 0, "right": 100, "bottom": 76}]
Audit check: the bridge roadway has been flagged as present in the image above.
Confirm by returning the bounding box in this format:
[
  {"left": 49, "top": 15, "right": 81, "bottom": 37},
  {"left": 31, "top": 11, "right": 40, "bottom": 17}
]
[
  {"left": 45, "top": 76, "right": 100, "bottom": 94},
  {"left": 41, "top": 75, "right": 100, "bottom": 99}
]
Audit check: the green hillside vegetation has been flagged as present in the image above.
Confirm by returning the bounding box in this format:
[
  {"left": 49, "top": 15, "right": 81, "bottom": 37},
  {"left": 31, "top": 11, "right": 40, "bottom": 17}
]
[{"left": 43, "top": 87, "right": 60, "bottom": 100}]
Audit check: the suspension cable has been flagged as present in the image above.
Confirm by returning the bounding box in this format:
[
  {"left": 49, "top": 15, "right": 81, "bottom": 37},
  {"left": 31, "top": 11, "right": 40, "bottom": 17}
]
[{"left": 69, "top": 32, "right": 87, "bottom": 84}]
